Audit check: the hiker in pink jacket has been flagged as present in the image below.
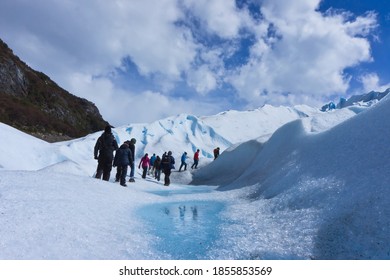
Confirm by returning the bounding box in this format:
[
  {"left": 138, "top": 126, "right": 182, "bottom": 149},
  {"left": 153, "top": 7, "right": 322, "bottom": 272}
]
[{"left": 138, "top": 153, "right": 150, "bottom": 179}]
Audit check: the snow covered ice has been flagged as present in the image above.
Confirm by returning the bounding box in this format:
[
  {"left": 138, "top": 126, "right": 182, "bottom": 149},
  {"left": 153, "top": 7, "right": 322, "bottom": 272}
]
[{"left": 0, "top": 100, "right": 389, "bottom": 260}]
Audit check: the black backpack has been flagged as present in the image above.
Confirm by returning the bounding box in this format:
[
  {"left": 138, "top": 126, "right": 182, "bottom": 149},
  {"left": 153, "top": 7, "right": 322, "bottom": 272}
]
[
  {"left": 99, "top": 133, "right": 115, "bottom": 157},
  {"left": 161, "top": 154, "right": 170, "bottom": 168}
]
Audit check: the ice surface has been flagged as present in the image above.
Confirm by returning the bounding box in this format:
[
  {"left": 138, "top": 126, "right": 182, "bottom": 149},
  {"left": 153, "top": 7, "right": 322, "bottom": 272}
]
[{"left": 0, "top": 100, "right": 389, "bottom": 259}]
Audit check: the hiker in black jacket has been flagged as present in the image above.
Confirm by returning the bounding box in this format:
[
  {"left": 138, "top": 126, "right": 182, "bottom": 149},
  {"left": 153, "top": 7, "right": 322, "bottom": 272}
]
[
  {"left": 94, "top": 125, "right": 118, "bottom": 181},
  {"left": 161, "top": 151, "right": 175, "bottom": 186},
  {"left": 128, "top": 138, "right": 137, "bottom": 182},
  {"left": 113, "top": 142, "right": 133, "bottom": 187}
]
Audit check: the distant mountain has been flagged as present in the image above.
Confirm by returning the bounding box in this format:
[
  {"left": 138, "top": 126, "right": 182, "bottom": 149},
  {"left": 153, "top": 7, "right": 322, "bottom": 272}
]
[
  {"left": 338, "top": 88, "right": 389, "bottom": 108},
  {"left": 0, "top": 38, "right": 109, "bottom": 142},
  {"left": 200, "top": 104, "right": 317, "bottom": 143},
  {"left": 0, "top": 94, "right": 377, "bottom": 173},
  {"left": 106, "top": 105, "right": 321, "bottom": 163},
  {"left": 321, "top": 88, "right": 390, "bottom": 112}
]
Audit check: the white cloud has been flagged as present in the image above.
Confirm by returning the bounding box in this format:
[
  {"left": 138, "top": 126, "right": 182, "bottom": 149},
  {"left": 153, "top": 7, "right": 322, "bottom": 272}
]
[
  {"left": 360, "top": 73, "right": 390, "bottom": 93},
  {"left": 343, "top": 11, "right": 378, "bottom": 37},
  {"left": 0, "top": 0, "right": 382, "bottom": 123},
  {"left": 116, "top": 0, "right": 198, "bottom": 80},
  {"left": 187, "top": 65, "right": 218, "bottom": 95},
  {"left": 228, "top": 0, "right": 377, "bottom": 106},
  {"left": 66, "top": 73, "right": 219, "bottom": 126},
  {"left": 1, "top": 0, "right": 199, "bottom": 84},
  {"left": 182, "top": 0, "right": 249, "bottom": 38}
]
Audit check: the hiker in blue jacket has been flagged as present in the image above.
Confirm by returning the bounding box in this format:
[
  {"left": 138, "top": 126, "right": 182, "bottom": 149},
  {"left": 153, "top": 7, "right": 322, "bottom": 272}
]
[
  {"left": 153, "top": 155, "right": 162, "bottom": 181},
  {"left": 179, "top": 152, "right": 188, "bottom": 171},
  {"left": 113, "top": 141, "right": 133, "bottom": 187},
  {"left": 149, "top": 153, "right": 156, "bottom": 175}
]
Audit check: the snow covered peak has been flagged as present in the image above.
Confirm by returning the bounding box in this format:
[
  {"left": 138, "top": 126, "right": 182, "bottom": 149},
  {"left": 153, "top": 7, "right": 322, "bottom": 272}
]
[
  {"left": 201, "top": 104, "right": 317, "bottom": 143},
  {"left": 338, "top": 88, "right": 389, "bottom": 108},
  {"left": 322, "top": 88, "right": 390, "bottom": 112},
  {"left": 0, "top": 101, "right": 373, "bottom": 174},
  {"left": 113, "top": 113, "right": 233, "bottom": 160}
]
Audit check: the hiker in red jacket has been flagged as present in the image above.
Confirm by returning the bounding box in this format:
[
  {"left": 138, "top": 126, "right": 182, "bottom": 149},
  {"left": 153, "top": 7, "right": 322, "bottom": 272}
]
[{"left": 191, "top": 149, "right": 200, "bottom": 169}]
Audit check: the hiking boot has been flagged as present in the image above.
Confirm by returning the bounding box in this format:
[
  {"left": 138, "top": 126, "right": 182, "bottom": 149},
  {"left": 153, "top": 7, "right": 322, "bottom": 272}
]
[{"left": 121, "top": 183, "right": 127, "bottom": 187}]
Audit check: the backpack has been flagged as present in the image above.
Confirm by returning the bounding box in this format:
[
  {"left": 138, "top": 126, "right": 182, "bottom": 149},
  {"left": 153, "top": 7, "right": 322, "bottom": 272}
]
[
  {"left": 99, "top": 133, "right": 115, "bottom": 157},
  {"left": 161, "top": 154, "right": 171, "bottom": 169},
  {"left": 99, "top": 135, "right": 107, "bottom": 151},
  {"left": 162, "top": 154, "right": 170, "bottom": 164}
]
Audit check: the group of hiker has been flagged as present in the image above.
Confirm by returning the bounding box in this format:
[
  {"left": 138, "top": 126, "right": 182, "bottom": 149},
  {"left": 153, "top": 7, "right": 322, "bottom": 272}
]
[
  {"left": 93, "top": 125, "right": 220, "bottom": 187},
  {"left": 137, "top": 151, "right": 175, "bottom": 186}
]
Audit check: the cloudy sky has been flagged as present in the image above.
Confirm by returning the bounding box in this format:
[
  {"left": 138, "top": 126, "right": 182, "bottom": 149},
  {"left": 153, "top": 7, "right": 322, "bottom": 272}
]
[{"left": 0, "top": 0, "right": 389, "bottom": 126}]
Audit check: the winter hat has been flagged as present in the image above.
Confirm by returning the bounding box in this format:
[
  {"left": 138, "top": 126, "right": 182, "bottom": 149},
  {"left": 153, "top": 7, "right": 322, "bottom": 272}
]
[
  {"left": 130, "top": 138, "right": 136, "bottom": 144},
  {"left": 168, "top": 151, "right": 172, "bottom": 155},
  {"left": 104, "top": 125, "right": 111, "bottom": 134}
]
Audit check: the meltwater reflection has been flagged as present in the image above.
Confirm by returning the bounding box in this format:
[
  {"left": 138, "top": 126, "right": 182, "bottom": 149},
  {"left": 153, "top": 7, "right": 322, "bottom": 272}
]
[{"left": 138, "top": 201, "right": 224, "bottom": 259}]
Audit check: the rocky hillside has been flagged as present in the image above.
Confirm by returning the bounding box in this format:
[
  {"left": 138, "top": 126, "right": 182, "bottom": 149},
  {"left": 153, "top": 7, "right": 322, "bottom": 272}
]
[{"left": 0, "top": 38, "right": 109, "bottom": 142}]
